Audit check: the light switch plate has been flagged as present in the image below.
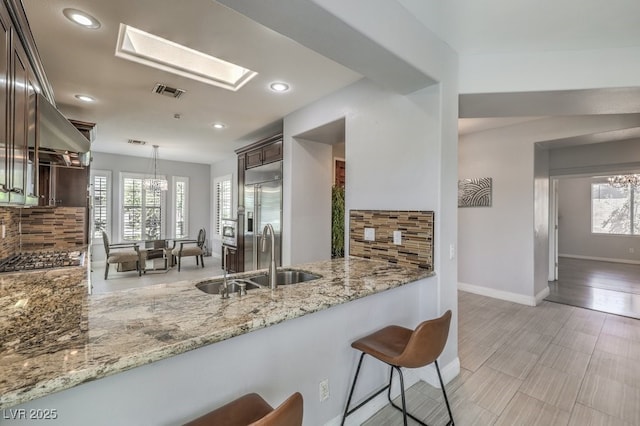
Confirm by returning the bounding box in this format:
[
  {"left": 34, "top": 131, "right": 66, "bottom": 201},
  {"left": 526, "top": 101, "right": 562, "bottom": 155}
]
[{"left": 364, "top": 227, "right": 375, "bottom": 241}]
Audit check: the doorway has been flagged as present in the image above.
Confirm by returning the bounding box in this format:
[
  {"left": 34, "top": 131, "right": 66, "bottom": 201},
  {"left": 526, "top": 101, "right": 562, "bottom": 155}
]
[
  {"left": 291, "top": 117, "right": 346, "bottom": 263},
  {"left": 546, "top": 175, "right": 640, "bottom": 319}
]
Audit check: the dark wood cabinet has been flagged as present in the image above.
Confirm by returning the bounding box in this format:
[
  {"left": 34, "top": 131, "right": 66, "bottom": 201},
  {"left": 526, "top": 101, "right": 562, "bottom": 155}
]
[
  {"left": 0, "top": 3, "right": 44, "bottom": 206},
  {"left": 245, "top": 148, "right": 263, "bottom": 168},
  {"left": 262, "top": 140, "right": 282, "bottom": 164},
  {"left": 234, "top": 133, "right": 282, "bottom": 272},
  {"left": 240, "top": 134, "right": 283, "bottom": 169},
  {"left": 221, "top": 244, "right": 238, "bottom": 273},
  {"left": 0, "top": 8, "right": 10, "bottom": 204}
]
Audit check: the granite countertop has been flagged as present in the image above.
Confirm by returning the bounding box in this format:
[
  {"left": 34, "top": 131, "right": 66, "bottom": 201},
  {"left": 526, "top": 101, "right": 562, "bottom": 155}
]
[{"left": 0, "top": 257, "right": 433, "bottom": 409}]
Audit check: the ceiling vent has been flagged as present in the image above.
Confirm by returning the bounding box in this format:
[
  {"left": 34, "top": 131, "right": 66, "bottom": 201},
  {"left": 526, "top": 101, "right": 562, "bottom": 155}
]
[
  {"left": 128, "top": 139, "right": 147, "bottom": 145},
  {"left": 152, "top": 83, "right": 186, "bottom": 99}
]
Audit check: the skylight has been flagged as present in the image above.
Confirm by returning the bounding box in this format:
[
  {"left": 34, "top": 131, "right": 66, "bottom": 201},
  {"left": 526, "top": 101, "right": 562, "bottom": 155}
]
[{"left": 115, "top": 24, "right": 257, "bottom": 91}]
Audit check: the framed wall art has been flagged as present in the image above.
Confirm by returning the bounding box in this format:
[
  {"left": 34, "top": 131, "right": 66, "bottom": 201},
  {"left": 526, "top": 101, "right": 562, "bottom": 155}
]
[{"left": 458, "top": 177, "right": 492, "bottom": 207}]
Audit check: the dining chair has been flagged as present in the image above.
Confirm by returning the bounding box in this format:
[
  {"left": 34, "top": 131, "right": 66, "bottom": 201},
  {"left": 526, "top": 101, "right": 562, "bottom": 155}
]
[
  {"left": 173, "top": 228, "right": 206, "bottom": 271},
  {"left": 102, "top": 231, "right": 141, "bottom": 279}
]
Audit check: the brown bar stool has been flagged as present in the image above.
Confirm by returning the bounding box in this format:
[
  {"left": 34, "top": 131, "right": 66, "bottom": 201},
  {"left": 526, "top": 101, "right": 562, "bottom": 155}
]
[
  {"left": 341, "top": 310, "right": 454, "bottom": 426},
  {"left": 184, "top": 392, "right": 303, "bottom": 426}
]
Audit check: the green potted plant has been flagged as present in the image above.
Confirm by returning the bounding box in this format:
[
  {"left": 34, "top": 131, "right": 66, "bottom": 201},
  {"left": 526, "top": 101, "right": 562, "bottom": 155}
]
[{"left": 331, "top": 185, "right": 345, "bottom": 258}]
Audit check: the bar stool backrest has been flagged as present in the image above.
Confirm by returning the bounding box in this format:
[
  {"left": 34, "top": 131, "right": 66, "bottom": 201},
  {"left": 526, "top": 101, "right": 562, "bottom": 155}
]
[
  {"left": 399, "top": 310, "right": 452, "bottom": 368},
  {"left": 249, "top": 392, "right": 303, "bottom": 426}
]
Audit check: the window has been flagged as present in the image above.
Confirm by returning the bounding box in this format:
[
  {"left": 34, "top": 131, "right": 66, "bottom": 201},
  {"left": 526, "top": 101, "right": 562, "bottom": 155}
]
[
  {"left": 214, "top": 175, "right": 232, "bottom": 235},
  {"left": 592, "top": 180, "right": 640, "bottom": 235},
  {"left": 174, "top": 177, "right": 189, "bottom": 239},
  {"left": 121, "top": 173, "right": 166, "bottom": 241},
  {"left": 91, "top": 170, "right": 111, "bottom": 240}
]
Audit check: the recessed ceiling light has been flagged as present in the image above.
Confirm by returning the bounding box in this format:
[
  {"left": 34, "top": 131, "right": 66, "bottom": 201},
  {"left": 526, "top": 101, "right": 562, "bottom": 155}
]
[
  {"left": 212, "top": 123, "right": 226, "bottom": 129},
  {"left": 63, "top": 9, "right": 101, "bottom": 29},
  {"left": 270, "top": 82, "right": 290, "bottom": 92},
  {"left": 75, "top": 94, "right": 95, "bottom": 102}
]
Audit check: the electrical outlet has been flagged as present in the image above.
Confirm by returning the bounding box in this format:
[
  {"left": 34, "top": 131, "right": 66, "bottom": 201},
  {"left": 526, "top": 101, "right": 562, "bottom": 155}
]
[
  {"left": 319, "top": 379, "right": 329, "bottom": 402},
  {"left": 630, "top": 248, "right": 635, "bottom": 254},
  {"left": 449, "top": 244, "right": 455, "bottom": 260},
  {"left": 364, "top": 228, "right": 375, "bottom": 241}
]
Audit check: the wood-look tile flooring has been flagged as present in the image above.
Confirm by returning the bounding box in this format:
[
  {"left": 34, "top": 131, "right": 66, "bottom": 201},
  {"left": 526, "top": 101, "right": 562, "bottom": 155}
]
[
  {"left": 363, "top": 291, "right": 640, "bottom": 425},
  {"left": 545, "top": 257, "right": 640, "bottom": 319}
]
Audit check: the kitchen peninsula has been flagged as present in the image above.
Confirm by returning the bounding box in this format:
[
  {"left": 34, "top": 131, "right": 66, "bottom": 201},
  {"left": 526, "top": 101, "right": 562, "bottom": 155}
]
[{"left": 1, "top": 257, "right": 434, "bottom": 424}]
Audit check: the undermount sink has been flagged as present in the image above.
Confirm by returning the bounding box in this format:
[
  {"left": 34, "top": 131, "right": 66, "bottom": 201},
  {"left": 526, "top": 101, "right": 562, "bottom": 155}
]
[
  {"left": 247, "top": 270, "right": 322, "bottom": 286},
  {"left": 196, "top": 279, "right": 260, "bottom": 295}
]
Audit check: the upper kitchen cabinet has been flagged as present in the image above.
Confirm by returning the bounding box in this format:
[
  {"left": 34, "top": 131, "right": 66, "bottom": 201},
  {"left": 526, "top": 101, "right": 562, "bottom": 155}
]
[
  {"left": 239, "top": 134, "right": 283, "bottom": 169},
  {"left": 0, "top": 7, "right": 39, "bottom": 206},
  {"left": 10, "top": 39, "right": 38, "bottom": 205},
  {"left": 0, "top": 0, "right": 90, "bottom": 207},
  {"left": 0, "top": 7, "right": 11, "bottom": 204}
]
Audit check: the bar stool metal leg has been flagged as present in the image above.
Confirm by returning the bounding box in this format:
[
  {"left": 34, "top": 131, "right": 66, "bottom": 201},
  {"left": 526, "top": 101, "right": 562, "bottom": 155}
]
[
  {"left": 435, "top": 360, "right": 455, "bottom": 426},
  {"left": 341, "top": 353, "right": 392, "bottom": 426}
]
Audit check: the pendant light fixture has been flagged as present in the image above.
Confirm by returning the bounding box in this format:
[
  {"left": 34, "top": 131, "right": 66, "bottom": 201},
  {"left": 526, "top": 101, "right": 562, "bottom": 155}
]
[
  {"left": 144, "top": 145, "right": 168, "bottom": 192},
  {"left": 608, "top": 174, "right": 640, "bottom": 188}
]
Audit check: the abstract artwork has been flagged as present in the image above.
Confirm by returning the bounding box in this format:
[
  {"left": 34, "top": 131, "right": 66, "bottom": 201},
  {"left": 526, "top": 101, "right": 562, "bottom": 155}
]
[{"left": 458, "top": 178, "right": 492, "bottom": 207}]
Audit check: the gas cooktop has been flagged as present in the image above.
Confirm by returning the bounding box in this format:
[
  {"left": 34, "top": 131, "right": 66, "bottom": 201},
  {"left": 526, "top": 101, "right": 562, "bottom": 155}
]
[{"left": 0, "top": 250, "right": 84, "bottom": 273}]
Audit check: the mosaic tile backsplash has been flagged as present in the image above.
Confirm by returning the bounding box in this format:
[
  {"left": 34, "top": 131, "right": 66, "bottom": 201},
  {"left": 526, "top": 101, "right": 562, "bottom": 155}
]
[
  {"left": 349, "top": 210, "right": 434, "bottom": 271},
  {"left": 19, "top": 207, "right": 86, "bottom": 251},
  {"left": 0, "top": 207, "right": 86, "bottom": 256}
]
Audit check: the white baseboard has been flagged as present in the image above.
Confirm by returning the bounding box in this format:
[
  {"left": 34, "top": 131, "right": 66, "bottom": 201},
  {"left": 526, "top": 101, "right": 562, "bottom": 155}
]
[
  {"left": 458, "top": 282, "right": 546, "bottom": 306},
  {"left": 418, "top": 357, "right": 460, "bottom": 388},
  {"left": 536, "top": 286, "right": 550, "bottom": 305},
  {"left": 559, "top": 254, "right": 640, "bottom": 265},
  {"left": 324, "top": 358, "right": 460, "bottom": 426}
]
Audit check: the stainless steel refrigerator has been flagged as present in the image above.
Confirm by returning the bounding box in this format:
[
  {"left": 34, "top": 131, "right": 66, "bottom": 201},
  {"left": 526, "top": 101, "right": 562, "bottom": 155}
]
[{"left": 243, "top": 161, "right": 282, "bottom": 271}]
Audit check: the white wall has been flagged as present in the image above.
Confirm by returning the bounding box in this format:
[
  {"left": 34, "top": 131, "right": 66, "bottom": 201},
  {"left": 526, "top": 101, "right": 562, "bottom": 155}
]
[
  {"left": 287, "top": 137, "right": 333, "bottom": 264},
  {"left": 558, "top": 176, "right": 640, "bottom": 262},
  {"left": 91, "top": 152, "right": 211, "bottom": 260},
  {"left": 209, "top": 155, "right": 238, "bottom": 258},
  {"left": 458, "top": 130, "right": 537, "bottom": 300},
  {"left": 458, "top": 121, "right": 640, "bottom": 304},
  {"left": 460, "top": 46, "right": 640, "bottom": 93},
  {"left": 550, "top": 138, "right": 640, "bottom": 176}
]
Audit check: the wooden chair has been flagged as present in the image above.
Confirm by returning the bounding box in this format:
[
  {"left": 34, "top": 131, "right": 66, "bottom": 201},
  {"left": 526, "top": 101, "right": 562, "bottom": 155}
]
[
  {"left": 102, "top": 231, "right": 141, "bottom": 279},
  {"left": 341, "top": 310, "right": 454, "bottom": 426},
  {"left": 173, "top": 229, "right": 206, "bottom": 271},
  {"left": 184, "top": 392, "right": 303, "bottom": 426}
]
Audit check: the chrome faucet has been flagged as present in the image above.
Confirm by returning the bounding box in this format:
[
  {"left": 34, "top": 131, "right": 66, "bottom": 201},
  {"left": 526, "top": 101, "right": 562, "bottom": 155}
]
[
  {"left": 261, "top": 223, "right": 277, "bottom": 289},
  {"left": 220, "top": 245, "right": 230, "bottom": 299}
]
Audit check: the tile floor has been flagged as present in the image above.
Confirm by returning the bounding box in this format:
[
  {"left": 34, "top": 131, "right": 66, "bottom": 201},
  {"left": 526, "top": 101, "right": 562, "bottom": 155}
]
[
  {"left": 90, "top": 256, "right": 225, "bottom": 294},
  {"left": 363, "top": 290, "right": 640, "bottom": 425}
]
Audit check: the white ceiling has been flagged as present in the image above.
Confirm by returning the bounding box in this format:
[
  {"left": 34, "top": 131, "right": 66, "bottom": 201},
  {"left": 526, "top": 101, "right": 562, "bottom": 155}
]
[
  {"left": 398, "top": 0, "right": 640, "bottom": 54},
  {"left": 22, "top": 0, "right": 361, "bottom": 164},
  {"left": 22, "top": 0, "right": 640, "bottom": 165}
]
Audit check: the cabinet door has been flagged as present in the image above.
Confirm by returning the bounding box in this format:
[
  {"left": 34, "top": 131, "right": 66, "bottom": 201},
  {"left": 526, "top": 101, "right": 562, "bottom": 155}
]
[
  {"left": 0, "top": 10, "right": 9, "bottom": 203},
  {"left": 262, "top": 140, "right": 282, "bottom": 164},
  {"left": 245, "top": 148, "right": 262, "bottom": 169},
  {"left": 55, "top": 167, "right": 88, "bottom": 207},
  {"left": 25, "top": 67, "right": 38, "bottom": 205},
  {"left": 222, "top": 245, "right": 238, "bottom": 273},
  {"left": 10, "top": 38, "right": 28, "bottom": 204}
]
